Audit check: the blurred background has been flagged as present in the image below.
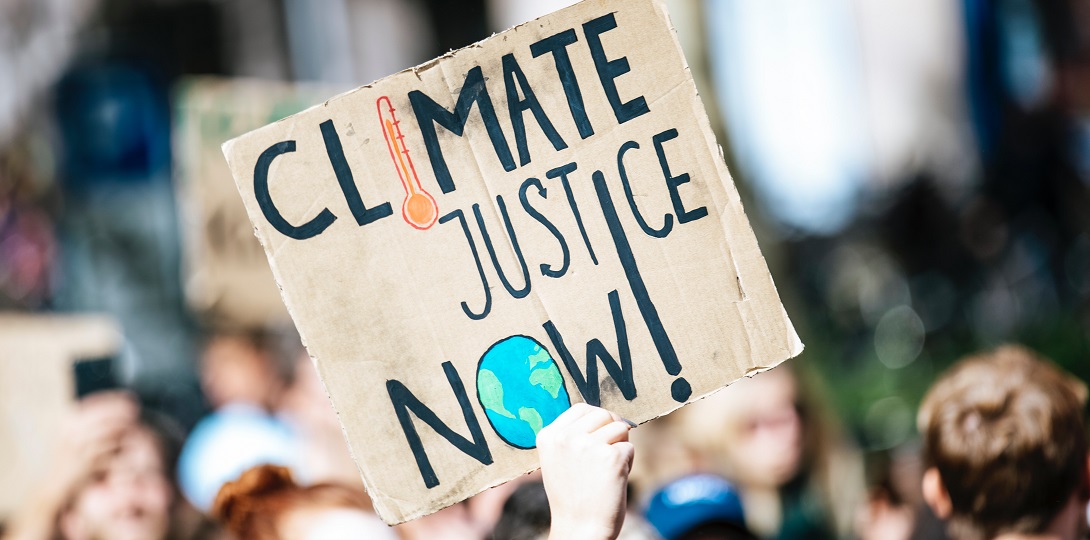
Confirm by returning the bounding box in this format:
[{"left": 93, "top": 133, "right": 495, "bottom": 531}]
[{"left": 1, "top": 0, "right": 1089, "bottom": 538}]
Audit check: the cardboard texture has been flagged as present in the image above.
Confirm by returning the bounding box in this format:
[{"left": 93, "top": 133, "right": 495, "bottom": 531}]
[
  {"left": 175, "top": 78, "right": 340, "bottom": 329},
  {"left": 0, "top": 314, "right": 120, "bottom": 518},
  {"left": 222, "top": 0, "right": 802, "bottom": 524}
]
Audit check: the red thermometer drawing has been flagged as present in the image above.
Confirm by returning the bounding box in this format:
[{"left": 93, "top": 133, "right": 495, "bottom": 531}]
[{"left": 377, "top": 96, "right": 439, "bottom": 230}]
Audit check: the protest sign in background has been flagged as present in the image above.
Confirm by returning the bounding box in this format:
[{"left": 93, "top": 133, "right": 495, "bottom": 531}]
[
  {"left": 223, "top": 0, "right": 802, "bottom": 523},
  {"left": 175, "top": 78, "right": 339, "bottom": 329},
  {"left": 0, "top": 314, "right": 120, "bottom": 519}
]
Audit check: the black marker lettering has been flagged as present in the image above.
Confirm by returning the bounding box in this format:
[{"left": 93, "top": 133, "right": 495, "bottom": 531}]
[
  {"left": 653, "top": 129, "right": 708, "bottom": 224},
  {"left": 519, "top": 178, "right": 571, "bottom": 278},
  {"left": 320, "top": 120, "right": 393, "bottom": 227},
  {"left": 546, "top": 162, "right": 598, "bottom": 265},
  {"left": 472, "top": 198, "right": 531, "bottom": 299},
  {"left": 254, "top": 140, "right": 336, "bottom": 240},
  {"left": 439, "top": 209, "right": 492, "bottom": 320},
  {"left": 591, "top": 170, "right": 690, "bottom": 402},
  {"left": 617, "top": 140, "right": 673, "bottom": 238},
  {"left": 583, "top": 14, "right": 650, "bottom": 125},
  {"left": 530, "top": 28, "right": 595, "bottom": 139},
  {"left": 502, "top": 53, "right": 567, "bottom": 166},
  {"left": 543, "top": 289, "right": 636, "bottom": 406},
  {"left": 409, "top": 66, "right": 516, "bottom": 194},
  {"left": 386, "top": 361, "right": 493, "bottom": 489}
]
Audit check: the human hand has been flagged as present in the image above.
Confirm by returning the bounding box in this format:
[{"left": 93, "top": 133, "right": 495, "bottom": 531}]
[
  {"left": 537, "top": 403, "right": 634, "bottom": 540},
  {"left": 46, "top": 392, "right": 139, "bottom": 503},
  {"left": 6, "top": 391, "right": 138, "bottom": 540}
]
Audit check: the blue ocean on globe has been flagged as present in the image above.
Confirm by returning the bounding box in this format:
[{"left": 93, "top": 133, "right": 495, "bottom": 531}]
[{"left": 476, "top": 335, "right": 571, "bottom": 449}]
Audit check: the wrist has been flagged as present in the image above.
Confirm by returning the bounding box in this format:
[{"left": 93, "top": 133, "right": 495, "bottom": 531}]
[{"left": 548, "top": 519, "right": 619, "bottom": 540}]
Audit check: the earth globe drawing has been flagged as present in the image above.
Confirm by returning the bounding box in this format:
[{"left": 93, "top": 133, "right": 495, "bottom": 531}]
[{"left": 476, "top": 335, "right": 571, "bottom": 449}]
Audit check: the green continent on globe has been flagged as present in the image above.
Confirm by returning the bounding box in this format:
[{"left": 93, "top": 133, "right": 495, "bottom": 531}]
[
  {"left": 477, "top": 368, "right": 515, "bottom": 419},
  {"left": 518, "top": 407, "right": 544, "bottom": 435},
  {"left": 527, "top": 347, "right": 552, "bottom": 367},
  {"left": 476, "top": 336, "right": 572, "bottom": 449},
  {"left": 528, "top": 363, "right": 563, "bottom": 399}
]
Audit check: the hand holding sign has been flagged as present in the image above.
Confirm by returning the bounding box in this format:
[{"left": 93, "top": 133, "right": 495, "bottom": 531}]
[
  {"left": 538, "top": 404, "right": 634, "bottom": 540},
  {"left": 222, "top": 0, "right": 802, "bottom": 523}
]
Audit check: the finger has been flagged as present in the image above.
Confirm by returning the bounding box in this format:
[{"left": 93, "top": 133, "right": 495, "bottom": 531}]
[
  {"left": 77, "top": 411, "right": 136, "bottom": 446},
  {"left": 77, "top": 395, "right": 139, "bottom": 430},
  {"left": 571, "top": 407, "right": 615, "bottom": 434},
  {"left": 546, "top": 402, "right": 595, "bottom": 431},
  {"left": 79, "top": 391, "right": 138, "bottom": 415},
  {"left": 613, "top": 441, "right": 635, "bottom": 473},
  {"left": 80, "top": 389, "right": 136, "bottom": 404},
  {"left": 606, "top": 410, "right": 638, "bottom": 428},
  {"left": 590, "top": 420, "right": 631, "bottom": 444}
]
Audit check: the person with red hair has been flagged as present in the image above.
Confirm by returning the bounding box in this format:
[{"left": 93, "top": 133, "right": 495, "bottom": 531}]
[{"left": 212, "top": 465, "right": 394, "bottom": 540}]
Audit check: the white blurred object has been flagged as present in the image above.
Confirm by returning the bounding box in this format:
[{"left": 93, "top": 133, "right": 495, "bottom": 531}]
[
  {"left": 0, "top": 0, "right": 96, "bottom": 145},
  {"left": 706, "top": 0, "right": 976, "bottom": 234},
  {"left": 281, "top": 0, "right": 432, "bottom": 85},
  {"left": 706, "top": 0, "right": 869, "bottom": 234},
  {"left": 852, "top": 0, "right": 977, "bottom": 195},
  {"left": 487, "top": 0, "right": 578, "bottom": 32},
  {"left": 177, "top": 402, "right": 302, "bottom": 512}
]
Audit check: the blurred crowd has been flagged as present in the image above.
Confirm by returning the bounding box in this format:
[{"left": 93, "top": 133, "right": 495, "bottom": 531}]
[
  {"left": 1, "top": 333, "right": 1087, "bottom": 540},
  {"left": 2, "top": 0, "right": 1090, "bottom": 539}
]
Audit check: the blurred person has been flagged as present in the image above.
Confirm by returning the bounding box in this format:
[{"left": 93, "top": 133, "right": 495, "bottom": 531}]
[
  {"left": 186, "top": 328, "right": 402, "bottom": 535},
  {"left": 178, "top": 331, "right": 300, "bottom": 511},
  {"left": 396, "top": 503, "right": 480, "bottom": 540},
  {"left": 3, "top": 391, "right": 207, "bottom": 540},
  {"left": 198, "top": 331, "right": 291, "bottom": 411},
  {"left": 211, "top": 464, "right": 394, "bottom": 540},
  {"left": 670, "top": 366, "right": 865, "bottom": 539},
  {"left": 490, "top": 481, "right": 551, "bottom": 540},
  {"left": 854, "top": 448, "right": 947, "bottom": 540},
  {"left": 53, "top": 59, "right": 201, "bottom": 426},
  {"left": 628, "top": 414, "right": 702, "bottom": 504},
  {"left": 467, "top": 472, "right": 544, "bottom": 538},
  {"left": 644, "top": 474, "right": 757, "bottom": 540},
  {"left": 854, "top": 486, "right": 917, "bottom": 540},
  {"left": 917, "top": 345, "right": 1090, "bottom": 540},
  {"left": 277, "top": 352, "right": 362, "bottom": 490}
]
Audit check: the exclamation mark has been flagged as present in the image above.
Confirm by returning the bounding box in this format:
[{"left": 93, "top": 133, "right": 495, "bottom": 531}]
[{"left": 591, "top": 169, "right": 691, "bottom": 403}]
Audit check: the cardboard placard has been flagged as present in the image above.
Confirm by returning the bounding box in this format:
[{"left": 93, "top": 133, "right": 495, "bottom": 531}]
[
  {"left": 175, "top": 78, "right": 340, "bottom": 329},
  {"left": 223, "top": 0, "right": 802, "bottom": 524},
  {"left": 0, "top": 314, "right": 120, "bottom": 518}
]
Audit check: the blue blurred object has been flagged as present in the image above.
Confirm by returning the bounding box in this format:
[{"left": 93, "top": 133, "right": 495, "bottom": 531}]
[
  {"left": 52, "top": 59, "right": 200, "bottom": 426},
  {"left": 645, "top": 474, "right": 749, "bottom": 540},
  {"left": 177, "top": 403, "right": 301, "bottom": 511},
  {"left": 55, "top": 61, "right": 171, "bottom": 188}
]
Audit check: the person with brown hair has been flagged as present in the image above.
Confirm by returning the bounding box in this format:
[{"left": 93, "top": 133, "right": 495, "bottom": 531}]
[
  {"left": 652, "top": 366, "right": 865, "bottom": 539},
  {"left": 3, "top": 391, "right": 217, "bottom": 540},
  {"left": 917, "top": 344, "right": 1090, "bottom": 540},
  {"left": 211, "top": 465, "right": 394, "bottom": 540}
]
